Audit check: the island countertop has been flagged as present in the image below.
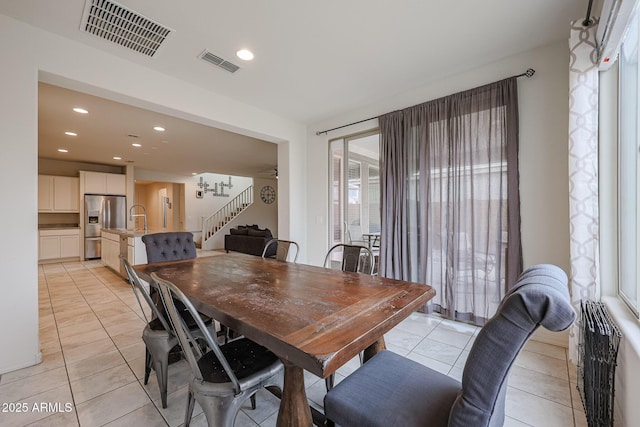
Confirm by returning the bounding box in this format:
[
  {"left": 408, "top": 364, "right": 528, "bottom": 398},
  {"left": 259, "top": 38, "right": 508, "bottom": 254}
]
[{"left": 101, "top": 228, "right": 192, "bottom": 238}]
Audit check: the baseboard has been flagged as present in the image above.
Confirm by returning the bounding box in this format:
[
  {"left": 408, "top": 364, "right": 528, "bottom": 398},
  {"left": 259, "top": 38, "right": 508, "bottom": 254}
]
[{"left": 531, "top": 328, "right": 569, "bottom": 348}]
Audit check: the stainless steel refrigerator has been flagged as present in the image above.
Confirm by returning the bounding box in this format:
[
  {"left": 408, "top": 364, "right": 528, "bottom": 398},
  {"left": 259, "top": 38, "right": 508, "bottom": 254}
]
[{"left": 84, "top": 194, "right": 126, "bottom": 259}]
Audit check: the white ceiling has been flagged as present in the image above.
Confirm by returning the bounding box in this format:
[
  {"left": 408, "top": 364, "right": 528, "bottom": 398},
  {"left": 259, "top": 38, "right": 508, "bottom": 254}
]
[
  {"left": 38, "top": 82, "right": 278, "bottom": 177},
  {"left": 1, "top": 0, "right": 593, "bottom": 176}
]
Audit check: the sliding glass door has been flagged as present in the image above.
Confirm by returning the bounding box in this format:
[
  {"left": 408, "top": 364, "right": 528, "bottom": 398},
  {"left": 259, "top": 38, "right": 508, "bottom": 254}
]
[{"left": 329, "top": 131, "right": 380, "bottom": 248}]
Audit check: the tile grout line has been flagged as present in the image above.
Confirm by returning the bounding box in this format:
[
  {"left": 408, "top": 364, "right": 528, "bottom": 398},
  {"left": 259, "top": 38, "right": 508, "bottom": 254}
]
[
  {"left": 67, "top": 262, "right": 166, "bottom": 426},
  {"left": 38, "top": 263, "right": 81, "bottom": 427},
  {"left": 69, "top": 262, "right": 170, "bottom": 426},
  {"left": 564, "top": 347, "right": 582, "bottom": 427},
  {"left": 44, "top": 262, "right": 149, "bottom": 426}
]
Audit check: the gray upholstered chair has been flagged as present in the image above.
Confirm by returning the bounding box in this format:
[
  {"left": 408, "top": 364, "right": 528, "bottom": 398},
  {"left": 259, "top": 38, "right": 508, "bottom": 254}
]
[
  {"left": 121, "top": 257, "right": 217, "bottom": 408},
  {"left": 324, "top": 264, "right": 576, "bottom": 427},
  {"left": 142, "top": 232, "right": 197, "bottom": 263},
  {"left": 151, "top": 273, "right": 284, "bottom": 427},
  {"left": 323, "top": 243, "right": 375, "bottom": 275},
  {"left": 142, "top": 231, "right": 237, "bottom": 341},
  {"left": 261, "top": 238, "right": 299, "bottom": 262}
]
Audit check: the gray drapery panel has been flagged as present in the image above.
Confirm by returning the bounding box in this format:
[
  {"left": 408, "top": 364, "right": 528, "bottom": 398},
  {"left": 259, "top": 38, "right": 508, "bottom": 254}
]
[{"left": 379, "top": 77, "right": 522, "bottom": 324}]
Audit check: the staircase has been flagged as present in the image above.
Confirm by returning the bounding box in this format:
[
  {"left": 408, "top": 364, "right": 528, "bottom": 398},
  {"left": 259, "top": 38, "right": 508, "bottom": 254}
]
[{"left": 201, "top": 185, "right": 253, "bottom": 248}]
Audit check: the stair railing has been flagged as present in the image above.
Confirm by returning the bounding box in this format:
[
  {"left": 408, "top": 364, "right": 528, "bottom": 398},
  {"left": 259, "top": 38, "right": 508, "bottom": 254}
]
[{"left": 201, "top": 185, "right": 253, "bottom": 247}]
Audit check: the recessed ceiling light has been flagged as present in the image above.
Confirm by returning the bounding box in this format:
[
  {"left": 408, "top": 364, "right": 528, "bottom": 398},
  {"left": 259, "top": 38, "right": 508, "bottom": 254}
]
[
  {"left": 73, "top": 107, "right": 88, "bottom": 114},
  {"left": 153, "top": 126, "right": 165, "bottom": 132},
  {"left": 65, "top": 131, "right": 77, "bottom": 136},
  {"left": 113, "top": 156, "right": 122, "bottom": 160},
  {"left": 236, "top": 49, "right": 254, "bottom": 61},
  {"left": 57, "top": 148, "right": 68, "bottom": 153},
  {"left": 192, "top": 172, "right": 197, "bottom": 175},
  {"left": 132, "top": 143, "right": 142, "bottom": 147}
]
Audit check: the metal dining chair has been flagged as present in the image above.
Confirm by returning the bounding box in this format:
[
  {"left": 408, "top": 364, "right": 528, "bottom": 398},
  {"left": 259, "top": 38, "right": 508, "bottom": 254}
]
[
  {"left": 121, "top": 257, "right": 218, "bottom": 408},
  {"left": 261, "top": 238, "right": 300, "bottom": 262},
  {"left": 151, "top": 272, "right": 284, "bottom": 427},
  {"left": 323, "top": 243, "right": 375, "bottom": 275},
  {"left": 324, "top": 264, "right": 576, "bottom": 427},
  {"left": 323, "top": 243, "right": 376, "bottom": 391},
  {"left": 142, "top": 231, "right": 234, "bottom": 342}
]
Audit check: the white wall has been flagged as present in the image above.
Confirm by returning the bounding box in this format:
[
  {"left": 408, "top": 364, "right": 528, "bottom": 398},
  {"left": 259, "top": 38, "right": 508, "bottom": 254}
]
[
  {"left": 134, "top": 169, "right": 278, "bottom": 249},
  {"left": 0, "top": 19, "right": 40, "bottom": 373},
  {"left": 0, "top": 13, "right": 306, "bottom": 374},
  {"left": 306, "top": 41, "right": 572, "bottom": 275}
]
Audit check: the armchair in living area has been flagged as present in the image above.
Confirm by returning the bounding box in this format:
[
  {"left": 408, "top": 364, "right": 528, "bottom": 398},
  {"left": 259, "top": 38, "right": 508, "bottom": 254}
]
[{"left": 224, "top": 224, "right": 277, "bottom": 257}]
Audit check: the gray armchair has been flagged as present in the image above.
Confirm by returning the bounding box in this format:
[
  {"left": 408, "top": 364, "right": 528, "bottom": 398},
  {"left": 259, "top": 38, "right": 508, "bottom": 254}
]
[
  {"left": 142, "top": 232, "right": 197, "bottom": 263},
  {"left": 324, "top": 264, "right": 576, "bottom": 427}
]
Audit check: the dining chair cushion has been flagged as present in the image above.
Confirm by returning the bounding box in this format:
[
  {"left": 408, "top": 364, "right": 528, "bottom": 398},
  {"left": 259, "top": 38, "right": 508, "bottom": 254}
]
[
  {"left": 324, "top": 264, "right": 575, "bottom": 427},
  {"left": 142, "top": 232, "right": 197, "bottom": 263},
  {"left": 447, "top": 264, "right": 576, "bottom": 426},
  {"left": 324, "top": 350, "right": 460, "bottom": 426},
  {"left": 197, "top": 338, "right": 280, "bottom": 383},
  {"left": 148, "top": 310, "right": 213, "bottom": 331}
]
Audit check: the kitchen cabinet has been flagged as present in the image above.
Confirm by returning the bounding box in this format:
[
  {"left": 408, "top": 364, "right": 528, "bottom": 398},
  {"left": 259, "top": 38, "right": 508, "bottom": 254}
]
[
  {"left": 38, "top": 176, "right": 53, "bottom": 211},
  {"left": 54, "top": 177, "right": 79, "bottom": 211},
  {"left": 101, "top": 231, "right": 121, "bottom": 272},
  {"left": 82, "top": 171, "right": 126, "bottom": 195},
  {"left": 101, "top": 231, "right": 147, "bottom": 277},
  {"left": 38, "top": 229, "right": 80, "bottom": 262},
  {"left": 130, "top": 236, "right": 148, "bottom": 265},
  {"left": 38, "top": 175, "right": 79, "bottom": 212}
]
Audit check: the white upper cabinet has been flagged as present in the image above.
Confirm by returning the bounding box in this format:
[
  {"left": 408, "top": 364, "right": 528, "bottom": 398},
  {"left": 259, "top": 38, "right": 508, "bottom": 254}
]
[
  {"left": 38, "top": 175, "right": 54, "bottom": 211},
  {"left": 82, "top": 171, "right": 126, "bottom": 195},
  {"left": 38, "top": 175, "right": 79, "bottom": 212},
  {"left": 53, "top": 176, "right": 79, "bottom": 212},
  {"left": 106, "top": 173, "right": 126, "bottom": 195}
]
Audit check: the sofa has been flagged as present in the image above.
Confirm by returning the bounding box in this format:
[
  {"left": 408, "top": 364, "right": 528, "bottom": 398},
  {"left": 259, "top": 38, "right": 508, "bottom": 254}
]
[{"left": 224, "top": 225, "right": 277, "bottom": 257}]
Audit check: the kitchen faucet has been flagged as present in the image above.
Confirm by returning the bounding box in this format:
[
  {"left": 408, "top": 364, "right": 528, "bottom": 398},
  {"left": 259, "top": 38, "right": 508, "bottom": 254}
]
[{"left": 129, "top": 204, "right": 148, "bottom": 232}]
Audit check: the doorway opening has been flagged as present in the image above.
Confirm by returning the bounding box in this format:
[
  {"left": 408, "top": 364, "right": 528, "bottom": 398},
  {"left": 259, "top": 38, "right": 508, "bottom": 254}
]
[{"left": 134, "top": 181, "right": 185, "bottom": 231}]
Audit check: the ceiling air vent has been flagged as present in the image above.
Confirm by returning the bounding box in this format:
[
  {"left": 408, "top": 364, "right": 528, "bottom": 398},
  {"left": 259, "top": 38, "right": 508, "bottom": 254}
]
[
  {"left": 81, "top": 0, "right": 173, "bottom": 57},
  {"left": 199, "top": 50, "right": 240, "bottom": 73}
]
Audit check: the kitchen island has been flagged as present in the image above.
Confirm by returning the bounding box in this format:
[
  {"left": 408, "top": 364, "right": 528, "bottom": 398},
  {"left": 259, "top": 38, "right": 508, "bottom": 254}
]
[
  {"left": 101, "top": 228, "right": 178, "bottom": 275},
  {"left": 101, "top": 229, "right": 144, "bottom": 275}
]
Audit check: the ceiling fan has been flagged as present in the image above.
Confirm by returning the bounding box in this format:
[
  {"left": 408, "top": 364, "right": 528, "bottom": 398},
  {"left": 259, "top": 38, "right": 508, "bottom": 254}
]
[{"left": 257, "top": 166, "right": 278, "bottom": 179}]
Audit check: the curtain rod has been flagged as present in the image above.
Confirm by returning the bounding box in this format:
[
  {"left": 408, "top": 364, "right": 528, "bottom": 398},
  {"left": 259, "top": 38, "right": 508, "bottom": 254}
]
[
  {"left": 583, "top": 0, "right": 594, "bottom": 26},
  {"left": 315, "top": 68, "right": 536, "bottom": 136}
]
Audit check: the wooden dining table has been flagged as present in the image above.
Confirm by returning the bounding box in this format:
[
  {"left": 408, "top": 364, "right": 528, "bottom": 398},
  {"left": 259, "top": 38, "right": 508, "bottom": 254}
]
[{"left": 135, "top": 252, "right": 435, "bottom": 427}]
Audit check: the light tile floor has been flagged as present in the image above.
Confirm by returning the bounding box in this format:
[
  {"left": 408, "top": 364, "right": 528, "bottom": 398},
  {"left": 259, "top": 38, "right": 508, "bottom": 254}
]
[{"left": 0, "top": 260, "right": 588, "bottom": 426}]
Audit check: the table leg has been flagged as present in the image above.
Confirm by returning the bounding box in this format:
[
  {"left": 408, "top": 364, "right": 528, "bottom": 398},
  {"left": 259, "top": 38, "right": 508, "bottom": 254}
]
[
  {"left": 276, "top": 360, "right": 313, "bottom": 427},
  {"left": 362, "top": 336, "right": 386, "bottom": 363}
]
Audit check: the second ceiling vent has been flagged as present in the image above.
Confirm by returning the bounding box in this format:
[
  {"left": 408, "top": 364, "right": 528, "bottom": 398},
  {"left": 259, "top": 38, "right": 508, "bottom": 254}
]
[{"left": 198, "top": 50, "right": 240, "bottom": 74}]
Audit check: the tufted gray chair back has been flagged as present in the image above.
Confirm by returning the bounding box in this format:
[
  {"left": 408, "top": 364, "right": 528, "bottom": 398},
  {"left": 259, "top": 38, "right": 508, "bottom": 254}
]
[
  {"left": 448, "top": 264, "right": 576, "bottom": 426},
  {"left": 142, "top": 232, "right": 197, "bottom": 263},
  {"left": 323, "top": 264, "right": 576, "bottom": 427}
]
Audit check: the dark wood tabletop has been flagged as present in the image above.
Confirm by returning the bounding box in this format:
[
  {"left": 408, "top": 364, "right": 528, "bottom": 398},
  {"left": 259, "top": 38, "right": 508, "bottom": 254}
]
[{"left": 135, "top": 252, "right": 435, "bottom": 426}]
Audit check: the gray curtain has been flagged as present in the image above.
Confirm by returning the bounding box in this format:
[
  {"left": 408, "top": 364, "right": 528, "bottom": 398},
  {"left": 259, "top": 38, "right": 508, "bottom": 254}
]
[{"left": 379, "top": 77, "right": 522, "bottom": 324}]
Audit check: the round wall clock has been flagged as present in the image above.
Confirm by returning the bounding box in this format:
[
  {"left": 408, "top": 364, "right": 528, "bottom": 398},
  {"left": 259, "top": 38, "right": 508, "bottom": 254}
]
[{"left": 260, "top": 185, "right": 276, "bottom": 204}]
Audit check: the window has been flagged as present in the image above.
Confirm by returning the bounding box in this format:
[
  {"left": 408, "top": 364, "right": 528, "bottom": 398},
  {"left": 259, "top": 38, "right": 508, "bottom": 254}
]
[
  {"left": 329, "top": 132, "right": 380, "bottom": 247},
  {"left": 618, "top": 4, "right": 640, "bottom": 315}
]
